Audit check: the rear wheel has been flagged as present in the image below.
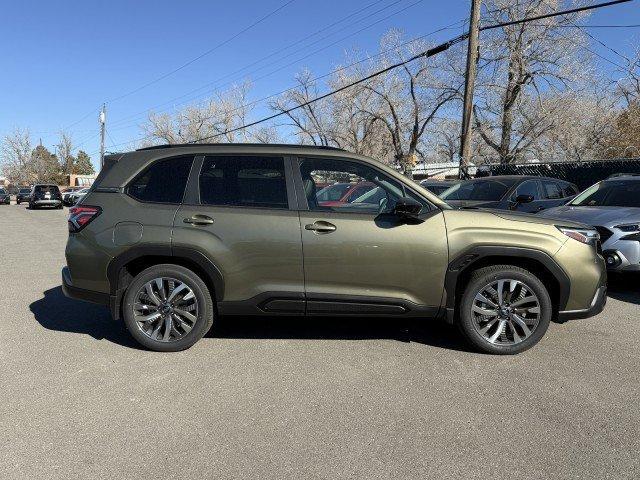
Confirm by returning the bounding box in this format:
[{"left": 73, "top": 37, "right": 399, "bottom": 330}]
[
  {"left": 122, "top": 264, "right": 214, "bottom": 352},
  {"left": 458, "top": 265, "right": 552, "bottom": 355}
]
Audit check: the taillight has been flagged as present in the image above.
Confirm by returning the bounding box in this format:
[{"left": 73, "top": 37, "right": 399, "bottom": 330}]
[{"left": 68, "top": 205, "right": 101, "bottom": 233}]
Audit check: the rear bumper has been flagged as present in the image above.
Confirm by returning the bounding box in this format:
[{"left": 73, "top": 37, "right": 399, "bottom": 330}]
[
  {"left": 61, "top": 266, "right": 109, "bottom": 305},
  {"left": 557, "top": 284, "right": 607, "bottom": 321},
  {"left": 33, "top": 199, "right": 62, "bottom": 206}
]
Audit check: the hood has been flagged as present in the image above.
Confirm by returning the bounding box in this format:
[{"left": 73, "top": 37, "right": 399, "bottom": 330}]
[
  {"left": 487, "top": 209, "right": 588, "bottom": 228},
  {"left": 537, "top": 205, "right": 640, "bottom": 227}
]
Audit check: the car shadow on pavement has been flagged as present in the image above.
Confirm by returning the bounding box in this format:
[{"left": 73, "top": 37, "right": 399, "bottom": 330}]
[
  {"left": 208, "top": 315, "right": 473, "bottom": 352},
  {"left": 30, "top": 287, "right": 141, "bottom": 349},
  {"left": 607, "top": 273, "right": 640, "bottom": 305},
  {"left": 30, "top": 287, "right": 472, "bottom": 352}
]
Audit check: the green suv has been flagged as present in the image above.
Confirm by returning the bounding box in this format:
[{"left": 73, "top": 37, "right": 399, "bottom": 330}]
[{"left": 62, "top": 144, "right": 606, "bottom": 354}]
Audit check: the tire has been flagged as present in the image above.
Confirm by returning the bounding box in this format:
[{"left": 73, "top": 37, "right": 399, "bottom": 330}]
[
  {"left": 122, "top": 264, "right": 214, "bottom": 352},
  {"left": 458, "top": 265, "right": 552, "bottom": 355}
]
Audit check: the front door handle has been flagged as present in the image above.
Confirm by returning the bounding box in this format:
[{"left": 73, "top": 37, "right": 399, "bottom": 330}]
[
  {"left": 305, "top": 221, "right": 337, "bottom": 234},
  {"left": 184, "top": 215, "right": 214, "bottom": 225}
]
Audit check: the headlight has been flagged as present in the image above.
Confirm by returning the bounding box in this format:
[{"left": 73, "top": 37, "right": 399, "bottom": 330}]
[
  {"left": 614, "top": 223, "right": 640, "bottom": 232},
  {"left": 557, "top": 226, "right": 599, "bottom": 246}
]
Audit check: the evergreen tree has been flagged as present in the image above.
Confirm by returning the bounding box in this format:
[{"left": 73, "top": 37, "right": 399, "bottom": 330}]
[{"left": 74, "top": 150, "right": 95, "bottom": 174}]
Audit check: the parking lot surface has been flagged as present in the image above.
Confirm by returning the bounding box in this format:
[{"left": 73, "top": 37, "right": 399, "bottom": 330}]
[{"left": 1, "top": 204, "right": 639, "bottom": 479}]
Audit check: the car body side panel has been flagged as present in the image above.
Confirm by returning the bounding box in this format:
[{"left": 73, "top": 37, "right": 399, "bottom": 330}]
[
  {"left": 553, "top": 240, "right": 606, "bottom": 310},
  {"left": 299, "top": 210, "right": 449, "bottom": 306},
  {"left": 172, "top": 205, "right": 304, "bottom": 302},
  {"left": 65, "top": 192, "right": 179, "bottom": 293}
]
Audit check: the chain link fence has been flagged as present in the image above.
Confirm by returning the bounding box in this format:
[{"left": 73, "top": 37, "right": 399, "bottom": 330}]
[{"left": 415, "top": 158, "right": 640, "bottom": 190}]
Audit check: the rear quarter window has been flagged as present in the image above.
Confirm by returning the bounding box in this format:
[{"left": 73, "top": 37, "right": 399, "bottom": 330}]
[{"left": 127, "top": 156, "right": 194, "bottom": 204}]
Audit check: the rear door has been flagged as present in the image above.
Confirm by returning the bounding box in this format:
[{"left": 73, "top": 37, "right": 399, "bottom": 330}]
[{"left": 172, "top": 154, "right": 304, "bottom": 311}]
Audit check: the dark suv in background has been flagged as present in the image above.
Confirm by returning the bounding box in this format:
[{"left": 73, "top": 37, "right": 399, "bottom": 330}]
[
  {"left": 440, "top": 175, "right": 578, "bottom": 212},
  {"left": 16, "top": 187, "right": 32, "bottom": 204},
  {"left": 0, "top": 188, "right": 10, "bottom": 205},
  {"left": 29, "top": 184, "right": 63, "bottom": 209},
  {"left": 62, "top": 144, "right": 606, "bottom": 354}
]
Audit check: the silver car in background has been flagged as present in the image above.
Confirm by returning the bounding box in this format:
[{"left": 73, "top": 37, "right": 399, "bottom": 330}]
[{"left": 539, "top": 174, "right": 640, "bottom": 271}]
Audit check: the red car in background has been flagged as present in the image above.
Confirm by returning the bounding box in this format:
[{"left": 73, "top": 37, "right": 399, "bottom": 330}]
[{"left": 316, "top": 182, "right": 376, "bottom": 207}]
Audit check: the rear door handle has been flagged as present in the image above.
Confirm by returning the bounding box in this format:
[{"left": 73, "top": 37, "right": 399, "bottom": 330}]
[
  {"left": 305, "top": 221, "right": 337, "bottom": 234},
  {"left": 183, "top": 215, "right": 214, "bottom": 225}
]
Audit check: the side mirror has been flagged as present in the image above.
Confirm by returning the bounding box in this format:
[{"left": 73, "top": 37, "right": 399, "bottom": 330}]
[
  {"left": 393, "top": 197, "right": 422, "bottom": 218},
  {"left": 515, "top": 194, "right": 534, "bottom": 204}
]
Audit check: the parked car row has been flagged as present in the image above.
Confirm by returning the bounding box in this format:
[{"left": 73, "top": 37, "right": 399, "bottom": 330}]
[
  {"left": 420, "top": 174, "right": 640, "bottom": 272},
  {"left": 0, "top": 185, "right": 91, "bottom": 208}
]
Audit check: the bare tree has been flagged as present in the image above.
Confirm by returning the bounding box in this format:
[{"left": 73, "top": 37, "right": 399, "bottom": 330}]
[
  {"left": 472, "top": 0, "right": 594, "bottom": 163},
  {"left": 143, "top": 82, "right": 256, "bottom": 144},
  {"left": 56, "top": 133, "right": 75, "bottom": 175},
  {"left": 1, "top": 129, "right": 33, "bottom": 185}
]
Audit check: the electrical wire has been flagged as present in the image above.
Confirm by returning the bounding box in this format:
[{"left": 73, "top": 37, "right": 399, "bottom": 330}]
[
  {"left": 105, "top": 0, "right": 298, "bottom": 104},
  {"left": 108, "top": 0, "right": 428, "bottom": 130}
]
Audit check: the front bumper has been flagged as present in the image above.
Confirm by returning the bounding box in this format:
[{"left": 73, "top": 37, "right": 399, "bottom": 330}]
[
  {"left": 557, "top": 284, "right": 607, "bottom": 321},
  {"left": 61, "top": 266, "right": 109, "bottom": 305}
]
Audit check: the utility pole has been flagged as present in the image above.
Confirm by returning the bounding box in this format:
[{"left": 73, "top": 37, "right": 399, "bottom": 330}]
[
  {"left": 459, "top": 0, "right": 482, "bottom": 179},
  {"left": 99, "top": 103, "right": 106, "bottom": 169}
]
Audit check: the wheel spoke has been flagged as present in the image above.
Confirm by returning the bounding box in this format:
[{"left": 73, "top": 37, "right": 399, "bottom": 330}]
[
  {"left": 509, "top": 321, "right": 521, "bottom": 343},
  {"left": 488, "top": 319, "right": 506, "bottom": 343},
  {"left": 510, "top": 295, "right": 536, "bottom": 308},
  {"left": 174, "top": 308, "right": 197, "bottom": 323},
  {"left": 162, "top": 316, "right": 172, "bottom": 341},
  {"left": 167, "top": 282, "right": 188, "bottom": 302},
  {"left": 172, "top": 313, "right": 192, "bottom": 333},
  {"left": 472, "top": 305, "right": 499, "bottom": 317},
  {"left": 155, "top": 278, "right": 166, "bottom": 300},
  {"left": 144, "top": 283, "right": 161, "bottom": 306},
  {"left": 510, "top": 313, "right": 532, "bottom": 338},
  {"left": 478, "top": 318, "right": 499, "bottom": 335},
  {"left": 137, "top": 312, "right": 162, "bottom": 323},
  {"left": 496, "top": 280, "right": 505, "bottom": 306},
  {"left": 475, "top": 293, "right": 498, "bottom": 308}
]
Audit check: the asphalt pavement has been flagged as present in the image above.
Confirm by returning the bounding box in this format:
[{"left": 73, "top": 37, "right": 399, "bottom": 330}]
[{"left": 0, "top": 203, "right": 639, "bottom": 479}]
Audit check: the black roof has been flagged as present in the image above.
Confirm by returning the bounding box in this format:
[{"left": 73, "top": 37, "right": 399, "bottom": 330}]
[{"left": 136, "top": 143, "right": 346, "bottom": 152}]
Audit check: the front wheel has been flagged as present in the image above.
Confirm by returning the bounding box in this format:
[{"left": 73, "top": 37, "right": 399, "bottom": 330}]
[
  {"left": 458, "top": 265, "right": 552, "bottom": 355},
  {"left": 122, "top": 264, "right": 214, "bottom": 352}
]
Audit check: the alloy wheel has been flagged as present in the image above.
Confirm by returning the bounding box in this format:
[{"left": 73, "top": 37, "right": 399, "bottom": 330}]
[
  {"left": 133, "top": 277, "right": 198, "bottom": 343},
  {"left": 471, "top": 279, "right": 541, "bottom": 346}
]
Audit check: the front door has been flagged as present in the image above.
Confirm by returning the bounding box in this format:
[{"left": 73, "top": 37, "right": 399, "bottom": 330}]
[
  {"left": 172, "top": 155, "right": 304, "bottom": 311},
  {"left": 295, "top": 157, "right": 448, "bottom": 313}
]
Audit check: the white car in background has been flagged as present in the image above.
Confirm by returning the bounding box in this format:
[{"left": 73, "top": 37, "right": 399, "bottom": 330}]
[{"left": 69, "top": 188, "right": 90, "bottom": 205}]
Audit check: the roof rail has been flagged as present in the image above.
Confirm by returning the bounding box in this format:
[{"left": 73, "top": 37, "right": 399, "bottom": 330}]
[{"left": 136, "top": 143, "right": 346, "bottom": 152}]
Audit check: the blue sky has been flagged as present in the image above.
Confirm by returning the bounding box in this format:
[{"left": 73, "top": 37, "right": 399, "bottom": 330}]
[{"left": 1, "top": 0, "right": 638, "bottom": 170}]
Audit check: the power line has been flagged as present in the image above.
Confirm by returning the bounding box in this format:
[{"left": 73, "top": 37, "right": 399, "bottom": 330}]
[
  {"left": 105, "top": 0, "right": 298, "bottom": 104},
  {"left": 186, "top": 0, "right": 634, "bottom": 145},
  {"left": 108, "top": 0, "right": 431, "bottom": 130},
  {"left": 101, "top": 19, "right": 466, "bottom": 150}
]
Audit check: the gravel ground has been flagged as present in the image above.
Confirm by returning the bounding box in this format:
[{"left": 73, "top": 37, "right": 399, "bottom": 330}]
[{"left": 1, "top": 204, "right": 639, "bottom": 479}]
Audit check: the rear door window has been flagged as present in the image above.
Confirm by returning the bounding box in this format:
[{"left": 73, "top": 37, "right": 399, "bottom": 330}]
[
  {"left": 128, "top": 156, "right": 193, "bottom": 204},
  {"left": 199, "top": 156, "right": 288, "bottom": 209},
  {"left": 511, "top": 180, "right": 540, "bottom": 200}
]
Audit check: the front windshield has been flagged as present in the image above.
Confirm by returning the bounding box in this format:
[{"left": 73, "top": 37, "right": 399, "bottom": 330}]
[
  {"left": 570, "top": 181, "right": 640, "bottom": 207},
  {"left": 440, "top": 180, "right": 510, "bottom": 201}
]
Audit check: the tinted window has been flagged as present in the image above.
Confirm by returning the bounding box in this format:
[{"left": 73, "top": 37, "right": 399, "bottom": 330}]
[
  {"left": 19, "top": 189, "right": 31, "bottom": 194},
  {"left": 561, "top": 183, "right": 578, "bottom": 197},
  {"left": 441, "top": 180, "right": 510, "bottom": 201},
  {"left": 128, "top": 156, "right": 193, "bottom": 204},
  {"left": 34, "top": 185, "right": 60, "bottom": 194},
  {"left": 541, "top": 180, "right": 563, "bottom": 199},
  {"left": 199, "top": 156, "right": 287, "bottom": 209},
  {"left": 571, "top": 181, "right": 640, "bottom": 207},
  {"left": 512, "top": 180, "right": 540, "bottom": 200},
  {"left": 299, "top": 158, "right": 417, "bottom": 214}
]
